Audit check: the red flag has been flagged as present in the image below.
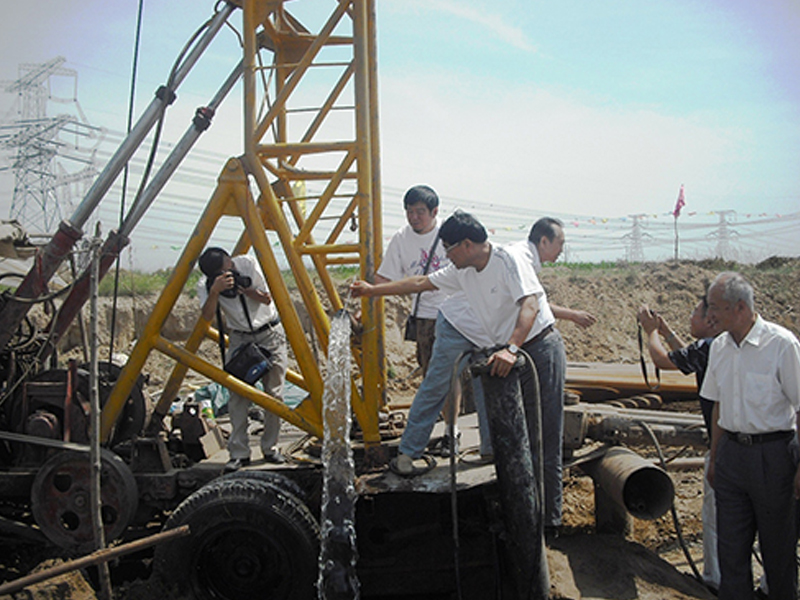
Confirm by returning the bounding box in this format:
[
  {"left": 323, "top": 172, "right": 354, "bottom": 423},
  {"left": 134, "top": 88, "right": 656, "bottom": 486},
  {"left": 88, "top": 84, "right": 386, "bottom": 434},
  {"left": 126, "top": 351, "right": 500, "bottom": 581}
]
[{"left": 673, "top": 185, "right": 685, "bottom": 217}]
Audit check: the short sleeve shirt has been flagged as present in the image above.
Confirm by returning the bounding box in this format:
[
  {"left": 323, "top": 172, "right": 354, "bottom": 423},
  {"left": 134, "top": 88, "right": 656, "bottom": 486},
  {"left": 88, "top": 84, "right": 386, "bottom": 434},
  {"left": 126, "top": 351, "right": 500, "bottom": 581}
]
[
  {"left": 197, "top": 254, "right": 279, "bottom": 331},
  {"left": 377, "top": 222, "right": 449, "bottom": 319},
  {"left": 429, "top": 244, "right": 542, "bottom": 346},
  {"left": 504, "top": 240, "right": 556, "bottom": 337},
  {"left": 700, "top": 316, "right": 800, "bottom": 434}
]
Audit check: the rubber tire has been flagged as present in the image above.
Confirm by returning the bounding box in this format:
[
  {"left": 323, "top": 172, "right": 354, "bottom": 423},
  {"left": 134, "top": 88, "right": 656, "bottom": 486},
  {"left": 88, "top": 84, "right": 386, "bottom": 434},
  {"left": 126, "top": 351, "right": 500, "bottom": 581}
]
[
  {"left": 154, "top": 477, "right": 319, "bottom": 600},
  {"left": 217, "top": 469, "right": 309, "bottom": 504}
]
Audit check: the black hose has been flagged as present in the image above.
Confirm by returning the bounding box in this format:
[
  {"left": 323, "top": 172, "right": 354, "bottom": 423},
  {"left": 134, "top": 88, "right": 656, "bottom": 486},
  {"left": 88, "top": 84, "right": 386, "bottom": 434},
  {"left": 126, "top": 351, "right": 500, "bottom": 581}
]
[{"left": 638, "top": 419, "right": 703, "bottom": 582}]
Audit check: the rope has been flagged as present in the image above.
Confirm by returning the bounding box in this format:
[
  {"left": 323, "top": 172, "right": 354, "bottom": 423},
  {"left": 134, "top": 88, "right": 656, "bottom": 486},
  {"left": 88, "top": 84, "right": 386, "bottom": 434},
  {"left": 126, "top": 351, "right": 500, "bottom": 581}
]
[{"left": 109, "top": 0, "right": 145, "bottom": 362}]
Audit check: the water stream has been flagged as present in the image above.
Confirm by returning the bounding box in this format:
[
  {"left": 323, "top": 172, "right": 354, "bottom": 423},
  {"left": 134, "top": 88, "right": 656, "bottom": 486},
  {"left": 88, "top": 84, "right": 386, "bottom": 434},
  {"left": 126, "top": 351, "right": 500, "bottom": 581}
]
[{"left": 316, "top": 310, "right": 360, "bottom": 599}]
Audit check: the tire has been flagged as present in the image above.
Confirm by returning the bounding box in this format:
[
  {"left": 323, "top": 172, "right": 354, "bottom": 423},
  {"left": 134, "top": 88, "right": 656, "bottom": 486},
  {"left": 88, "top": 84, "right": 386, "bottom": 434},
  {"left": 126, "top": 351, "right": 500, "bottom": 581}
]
[
  {"left": 154, "top": 477, "right": 319, "bottom": 600},
  {"left": 217, "top": 469, "right": 309, "bottom": 505}
]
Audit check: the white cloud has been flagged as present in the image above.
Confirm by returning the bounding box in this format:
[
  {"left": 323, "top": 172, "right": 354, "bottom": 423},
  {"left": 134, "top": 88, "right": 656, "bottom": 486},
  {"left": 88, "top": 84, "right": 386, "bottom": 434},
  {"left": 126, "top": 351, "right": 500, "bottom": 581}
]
[{"left": 379, "top": 69, "right": 739, "bottom": 220}]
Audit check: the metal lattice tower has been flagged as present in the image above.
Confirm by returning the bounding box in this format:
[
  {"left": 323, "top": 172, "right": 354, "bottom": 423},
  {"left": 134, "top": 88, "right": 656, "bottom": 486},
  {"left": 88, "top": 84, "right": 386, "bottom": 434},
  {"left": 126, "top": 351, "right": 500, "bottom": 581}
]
[
  {"left": 709, "top": 210, "right": 738, "bottom": 260},
  {"left": 1, "top": 57, "right": 103, "bottom": 234},
  {"left": 622, "top": 213, "right": 649, "bottom": 262}
]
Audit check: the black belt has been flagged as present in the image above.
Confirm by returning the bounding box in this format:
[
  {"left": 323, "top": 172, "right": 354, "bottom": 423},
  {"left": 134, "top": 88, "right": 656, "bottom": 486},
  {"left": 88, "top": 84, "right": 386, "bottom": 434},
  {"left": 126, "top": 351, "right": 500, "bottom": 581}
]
[
  {"left": 232, "top": 317, "right": 280, "bottom": 336},
  {"left": 526, "top": 324, "right": 554, "bottom": 346},
  {"left": 725, "top": 430, "right": 793, "bottom": 445}
]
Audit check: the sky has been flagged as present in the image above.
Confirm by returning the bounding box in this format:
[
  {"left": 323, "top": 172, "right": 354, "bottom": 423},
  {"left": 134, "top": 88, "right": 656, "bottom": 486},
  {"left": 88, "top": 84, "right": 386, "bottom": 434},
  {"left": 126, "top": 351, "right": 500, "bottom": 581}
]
[{"left": 1, "top": 0, "right": 799, "bottom": 269}]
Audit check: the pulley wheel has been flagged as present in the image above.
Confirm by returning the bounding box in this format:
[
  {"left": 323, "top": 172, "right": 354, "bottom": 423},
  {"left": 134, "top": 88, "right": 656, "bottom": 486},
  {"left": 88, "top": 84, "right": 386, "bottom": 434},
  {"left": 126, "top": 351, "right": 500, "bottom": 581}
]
[{"left": 31, "top": 448, "right": 138, "bottom": 553}]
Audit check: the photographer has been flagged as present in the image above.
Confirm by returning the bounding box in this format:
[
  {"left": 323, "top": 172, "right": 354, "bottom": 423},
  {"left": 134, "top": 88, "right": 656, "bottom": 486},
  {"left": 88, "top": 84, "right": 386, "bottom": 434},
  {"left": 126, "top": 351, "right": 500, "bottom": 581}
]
[{"left": 198, "top": 247, "right": 288, "bottom": 472}]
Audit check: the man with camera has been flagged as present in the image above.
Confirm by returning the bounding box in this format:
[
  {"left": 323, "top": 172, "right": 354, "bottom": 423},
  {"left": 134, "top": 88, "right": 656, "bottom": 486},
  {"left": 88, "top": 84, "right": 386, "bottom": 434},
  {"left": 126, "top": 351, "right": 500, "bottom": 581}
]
[{"left": 198, "top": 247, "right": 288, "bottom": 472}]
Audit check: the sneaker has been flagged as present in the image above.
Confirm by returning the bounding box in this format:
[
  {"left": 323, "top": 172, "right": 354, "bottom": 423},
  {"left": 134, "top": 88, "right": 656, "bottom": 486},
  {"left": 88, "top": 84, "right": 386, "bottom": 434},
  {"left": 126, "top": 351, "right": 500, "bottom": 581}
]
[
  {"left": 393, "top": 453, "right": 414, "bottom": 476},
  {"left": 439, "top": 432, "right": 461, "bottom": 458}
]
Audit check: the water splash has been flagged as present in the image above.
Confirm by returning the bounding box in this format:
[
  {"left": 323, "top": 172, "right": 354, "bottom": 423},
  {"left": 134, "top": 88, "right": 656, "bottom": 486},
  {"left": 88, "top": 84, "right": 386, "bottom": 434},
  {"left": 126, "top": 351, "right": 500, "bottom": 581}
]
[{"left": 317, "top": 310, "right": 360, "bottom": 600}]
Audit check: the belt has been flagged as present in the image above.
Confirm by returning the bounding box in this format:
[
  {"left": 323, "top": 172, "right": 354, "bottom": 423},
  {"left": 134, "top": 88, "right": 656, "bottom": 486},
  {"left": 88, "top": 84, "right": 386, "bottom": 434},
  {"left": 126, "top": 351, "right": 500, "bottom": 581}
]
[
  {"left": 725, "top": 430, "right": 793, "bottom": 445},
  {"left": 526, "top": 324, "right": 554, "bottom": 346},
  {"left": 232, "top": 317, "right": 280, "bottom": 336}
]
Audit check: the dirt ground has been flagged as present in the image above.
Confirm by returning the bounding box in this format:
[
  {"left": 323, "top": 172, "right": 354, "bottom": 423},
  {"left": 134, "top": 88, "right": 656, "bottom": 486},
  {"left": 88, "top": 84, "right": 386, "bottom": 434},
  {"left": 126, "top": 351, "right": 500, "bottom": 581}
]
[{"left": 6, "top": 258, "right": 799, "bottom": 599}]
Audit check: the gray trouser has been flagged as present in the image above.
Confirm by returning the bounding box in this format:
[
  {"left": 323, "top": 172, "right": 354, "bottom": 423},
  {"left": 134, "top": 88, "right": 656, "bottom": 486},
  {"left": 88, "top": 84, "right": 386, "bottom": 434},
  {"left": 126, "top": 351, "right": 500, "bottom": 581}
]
[
  {"left": 714, "top": 432, "right": 798, "bottom": 600},
  {"left": 519, "top": 328, "right": 567, "bottom": 529},
  {"left": 226, "top": 324, "right": 288, "bottom": 460}
]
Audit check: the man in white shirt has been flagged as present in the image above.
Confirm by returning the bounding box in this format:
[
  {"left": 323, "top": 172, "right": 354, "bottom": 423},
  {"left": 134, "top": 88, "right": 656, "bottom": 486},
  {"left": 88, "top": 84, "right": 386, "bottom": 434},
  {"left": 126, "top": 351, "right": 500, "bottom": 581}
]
[
  {"left": 504, "top": 216, "right": 597, "bottom": 537},
  {"left": 701, "top": 271, "right": 800, "bottom": 600},
  {"left": 377, "top": 186, "right": 461, "bottom": 455},
  {"left": 198, "top": 248, "right": 289, "bottom": 472},
  {"left": 351, "top": 211, "right": 543, "bottom": 475},
  {"left": 377, "top": 185, "right": 449, "bottom": 374}
]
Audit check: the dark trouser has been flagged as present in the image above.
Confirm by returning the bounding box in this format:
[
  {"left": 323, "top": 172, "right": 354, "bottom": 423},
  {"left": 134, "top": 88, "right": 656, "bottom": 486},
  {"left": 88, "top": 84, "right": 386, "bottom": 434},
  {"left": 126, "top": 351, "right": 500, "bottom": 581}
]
[
  {"left": 519, "top": 328, "right": 567, "bottom": 528},
  {"left": 715, "top": 433, "right": 799, "bottom": 600},
  {"left": 415, "top": 317, "right": 437, "bottom": 376}
]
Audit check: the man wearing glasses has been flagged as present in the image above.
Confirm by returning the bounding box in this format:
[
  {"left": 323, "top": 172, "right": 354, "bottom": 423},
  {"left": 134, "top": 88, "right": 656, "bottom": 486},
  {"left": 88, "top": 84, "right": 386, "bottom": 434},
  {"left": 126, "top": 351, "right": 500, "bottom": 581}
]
[{"left": 350, "top": 211, "right": 544, "bottom": 479}]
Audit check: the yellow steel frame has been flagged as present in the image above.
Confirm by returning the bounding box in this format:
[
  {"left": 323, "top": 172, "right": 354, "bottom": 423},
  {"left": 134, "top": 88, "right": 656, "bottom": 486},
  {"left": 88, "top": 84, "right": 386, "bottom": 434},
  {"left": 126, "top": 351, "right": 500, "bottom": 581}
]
[{"left": 101, "top": 0, "right": 385, "bottom": 447}]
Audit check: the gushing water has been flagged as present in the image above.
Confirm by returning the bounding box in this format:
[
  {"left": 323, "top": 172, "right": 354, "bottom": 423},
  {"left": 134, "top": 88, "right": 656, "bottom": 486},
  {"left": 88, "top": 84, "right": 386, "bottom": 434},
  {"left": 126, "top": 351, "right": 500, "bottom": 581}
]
[{"left": 317, "top": 310, "right": 360, "bottom": 599}]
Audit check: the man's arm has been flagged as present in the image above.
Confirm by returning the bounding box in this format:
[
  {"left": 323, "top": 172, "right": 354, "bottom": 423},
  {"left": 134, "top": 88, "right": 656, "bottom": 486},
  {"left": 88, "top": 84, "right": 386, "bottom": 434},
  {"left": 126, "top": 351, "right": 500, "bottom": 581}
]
[
  {"left": 488, "top": 294, "right": 539, "bottom": 378},
  {"left": 241, "top": 286, "right": 273, "bottom": 306},
  {"left": 350, "top": 276, "right": 435, "bottom": 298},
  {"left": 637, "top": 305, "right": 681, "bottom": 370},
  {"left": 201, "top": 272, "right": 234, "bottom": 322},
  {"left": 551, "top": 304, "right": 597, "bottom": 329}
]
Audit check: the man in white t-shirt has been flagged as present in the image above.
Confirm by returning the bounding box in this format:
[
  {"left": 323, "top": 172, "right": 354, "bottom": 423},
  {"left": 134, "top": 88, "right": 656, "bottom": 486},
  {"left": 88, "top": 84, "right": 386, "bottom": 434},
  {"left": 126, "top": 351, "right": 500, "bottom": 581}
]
[
  {"left": 351, "top": 211, "right": 544, "bottom": 475},
  {"left": 198, "top": 248, "right": 289, "bottom": 473},
  {"left": 377, "top": 185, "right": 458, "bottom": 453},
  {"left": 377, "top": 185, "right": 449, "bottom": 374}
]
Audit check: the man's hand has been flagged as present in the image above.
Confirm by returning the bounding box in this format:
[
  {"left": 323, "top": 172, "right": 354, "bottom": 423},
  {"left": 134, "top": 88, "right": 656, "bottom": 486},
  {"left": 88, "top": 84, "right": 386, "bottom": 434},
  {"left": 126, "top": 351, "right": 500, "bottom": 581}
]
[
  {"left": 637, "top": 305, "right": 659, "bottom": 334},
  {"left": 349, "top": 280, "right": 374, "bottom": 298},
  {"left": 571, "top": 310, "right": 597, "bottom": 329},
  {"left": 243, "top": 286, "right": 272, "bottom": 304},
  {"left": 487, "top": 347, "right": 517, "bottom": 378},
  {"left": 210, "top": 271, "right": 235, "bottom": 296}
]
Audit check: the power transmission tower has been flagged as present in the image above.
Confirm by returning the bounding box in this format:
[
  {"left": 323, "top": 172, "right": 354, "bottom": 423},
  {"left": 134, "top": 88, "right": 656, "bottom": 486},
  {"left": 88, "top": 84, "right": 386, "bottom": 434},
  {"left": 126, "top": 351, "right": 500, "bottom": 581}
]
[
  {"left": 622, "top": 214, "right": 650, "bottom": 262},
  {"left": 0, "top": 57, "right": 104, "bottom": 234},
  {"left": 708, "top": 210, "right": 738, "bottom": 260}
]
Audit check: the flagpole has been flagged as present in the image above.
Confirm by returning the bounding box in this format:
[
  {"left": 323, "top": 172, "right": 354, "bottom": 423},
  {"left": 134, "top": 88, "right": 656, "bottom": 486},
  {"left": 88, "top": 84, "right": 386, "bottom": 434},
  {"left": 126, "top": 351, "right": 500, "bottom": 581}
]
[
  {"left": 672, "top": 184, "right": 685, "bottom": 261},
  {"left": 673, "top": 215, "right": 679, "bottom": 260}
]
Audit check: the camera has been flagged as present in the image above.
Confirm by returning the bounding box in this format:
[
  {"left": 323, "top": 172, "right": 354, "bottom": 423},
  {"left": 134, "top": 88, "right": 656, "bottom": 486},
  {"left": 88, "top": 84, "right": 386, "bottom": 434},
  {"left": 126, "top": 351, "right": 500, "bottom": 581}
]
[{"left": 207, "top": 269, "right": 252, "bottom": 298}]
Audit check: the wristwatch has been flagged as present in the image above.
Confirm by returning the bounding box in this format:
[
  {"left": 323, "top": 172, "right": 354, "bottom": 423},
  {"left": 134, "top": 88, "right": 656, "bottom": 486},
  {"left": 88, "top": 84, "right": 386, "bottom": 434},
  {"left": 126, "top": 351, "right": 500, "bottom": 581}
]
[{"left": 507, "top": 343, "right": 519, "bottom": 355}]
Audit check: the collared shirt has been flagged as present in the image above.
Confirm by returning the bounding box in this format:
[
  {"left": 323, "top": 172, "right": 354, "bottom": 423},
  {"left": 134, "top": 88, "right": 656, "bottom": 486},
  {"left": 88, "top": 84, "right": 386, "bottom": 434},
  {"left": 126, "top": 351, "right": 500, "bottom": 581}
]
[
  {"left": 700, "top": 315, "right": 800, "bottom": 434},
  {"left": 377, "top": 220, "right": 450, "bottom": 319},
  {"left": 197, "top": 254, "right": 279, "bottom": 332},
  {"left": 429, "top": 244, "right": 543, "bottom": 347},
  {"left": 504, "top": 240, "right": 556, "bottom": 338}
]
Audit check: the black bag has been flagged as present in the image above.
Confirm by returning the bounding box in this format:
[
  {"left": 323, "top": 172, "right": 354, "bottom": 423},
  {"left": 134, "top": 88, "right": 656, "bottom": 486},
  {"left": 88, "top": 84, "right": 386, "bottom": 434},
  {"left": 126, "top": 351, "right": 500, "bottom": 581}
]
[
  {"left": 404, "top": 315, "right": 418, "bottom": 342},
  {"left": 225, "top": 342, "right": 273, "bottom": 384}
]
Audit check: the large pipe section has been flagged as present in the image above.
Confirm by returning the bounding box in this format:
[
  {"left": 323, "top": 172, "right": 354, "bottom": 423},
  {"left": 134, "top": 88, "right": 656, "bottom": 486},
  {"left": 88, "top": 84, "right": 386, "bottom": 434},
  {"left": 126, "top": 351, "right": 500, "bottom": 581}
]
[
  {"left": 581, "top": 446, "right": 675, "bottom": 521},
  {"left": 472, "top": 356, "right": 549, "bottom": 600}
]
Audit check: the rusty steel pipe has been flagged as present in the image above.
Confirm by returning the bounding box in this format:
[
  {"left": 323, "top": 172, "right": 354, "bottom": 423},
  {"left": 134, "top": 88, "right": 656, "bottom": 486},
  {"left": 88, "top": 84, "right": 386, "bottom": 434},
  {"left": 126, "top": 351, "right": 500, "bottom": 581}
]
[{"left": 581, "top": 446, "right": 675, "bottom": 520}]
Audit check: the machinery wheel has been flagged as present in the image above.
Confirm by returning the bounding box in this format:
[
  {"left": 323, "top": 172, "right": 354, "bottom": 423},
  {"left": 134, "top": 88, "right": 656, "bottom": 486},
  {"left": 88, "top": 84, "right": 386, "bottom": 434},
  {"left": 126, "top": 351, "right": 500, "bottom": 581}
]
[
  {"left": 217, "top": 469, "right": 310, "bottom": 505},
  {"left": 154, "top": 477, "right": 320, "bottom": 600},
  {"left": 7, "top": 362, "right": 150, "bottom": 452},
  {"left": 31, "top": 448, "right": 138, "bottom": 553}
]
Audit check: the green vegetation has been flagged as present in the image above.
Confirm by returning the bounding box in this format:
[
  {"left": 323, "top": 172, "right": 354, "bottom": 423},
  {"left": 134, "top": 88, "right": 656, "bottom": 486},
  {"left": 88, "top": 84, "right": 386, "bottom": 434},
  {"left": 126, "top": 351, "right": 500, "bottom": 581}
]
[
  {"left": 97, "top": 269, "right": 202, "bottom": 297},
  {"left": 92, "top": 264, "right": 361, "bottom": 298}
]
